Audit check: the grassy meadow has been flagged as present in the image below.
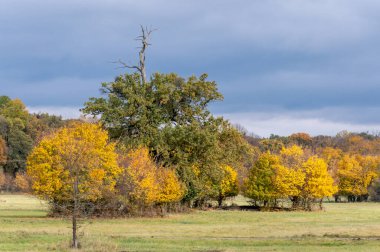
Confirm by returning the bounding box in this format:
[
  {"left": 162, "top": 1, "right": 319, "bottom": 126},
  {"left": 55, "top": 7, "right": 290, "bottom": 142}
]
[{"left": 1, "top": 195, "right": 380, "bottom": 251}]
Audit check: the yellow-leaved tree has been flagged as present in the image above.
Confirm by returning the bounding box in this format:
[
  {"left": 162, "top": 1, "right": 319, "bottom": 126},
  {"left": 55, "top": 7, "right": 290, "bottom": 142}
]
[
  {"left": 215, "top": 165, "right": 239, "bottom": 207},
  {"left": 274, "top": 164, "right": 305, "bottom": 202},
  {"left": 337, "top": 154, "right": 378, "bottom": 201},
  {"left": 278, "top": 145, "right": 306, "bottom": 208},
  {"left": 337, "top": 155, "right": 364, "bottom": 201},
  {"left": 356, "top": 155, "right": 379, "bottom": 200},
  {"left": 301, "top": 156, "right": 337, "bottom": 209},
  {"left": 118, "top": 147, "right": 184, "bottom": 213},
  {"left": 156, "top": 167, "right": 184, "bottom": 205},
  {"left": 26, "top": 122, "right": 120, "bottom": 248}
]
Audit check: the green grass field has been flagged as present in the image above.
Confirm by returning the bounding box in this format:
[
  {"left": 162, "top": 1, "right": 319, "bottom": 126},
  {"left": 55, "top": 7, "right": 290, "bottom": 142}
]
[{"left": 1, "top": 194, "right": 380, "bottom": 251}]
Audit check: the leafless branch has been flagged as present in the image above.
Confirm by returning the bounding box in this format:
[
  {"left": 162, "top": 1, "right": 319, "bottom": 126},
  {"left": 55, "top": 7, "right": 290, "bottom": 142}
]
[{"left": 114, "top": 25, "right": 156, "bottom": 85}]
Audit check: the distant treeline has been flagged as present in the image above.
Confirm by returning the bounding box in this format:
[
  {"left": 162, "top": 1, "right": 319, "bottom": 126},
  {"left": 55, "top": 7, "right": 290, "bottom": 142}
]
[{"left": 246, "top": 131, "right": 380, "bottom": 156}]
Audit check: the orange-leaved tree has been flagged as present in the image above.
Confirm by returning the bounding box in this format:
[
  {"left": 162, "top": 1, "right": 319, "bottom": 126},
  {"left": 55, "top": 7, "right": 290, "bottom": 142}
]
[
  {"left": 318, "top": 147, "right": 343, "bottom": 189},
  {"left": 118, "top": 147, "right": 158, "bottom": 207},
  {"left": 0, "top": 136, "right": 7, "bottom": 166},
  {"left": 280, "top": 145, "right": 305, "bottom": 169},
  {"left": 27, "top": 122, "right": 120, "bottom": 248},
  {"left": 0, "top": 170, "right": 5, "bottom": 190},
  {"left": 289, "top": 132, "right": 312, "bottom": 147},
  {"left": 118, "top": 147, "right": 184, "bottom": 213},
  {"left": 14, "top": 172, "right": 31, "bottom": 192}
]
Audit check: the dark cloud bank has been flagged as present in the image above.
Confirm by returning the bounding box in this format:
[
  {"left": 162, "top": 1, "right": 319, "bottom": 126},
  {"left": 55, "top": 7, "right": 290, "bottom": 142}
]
[{"left": 1, "top": 0, "right": 380, "bottom": 136}]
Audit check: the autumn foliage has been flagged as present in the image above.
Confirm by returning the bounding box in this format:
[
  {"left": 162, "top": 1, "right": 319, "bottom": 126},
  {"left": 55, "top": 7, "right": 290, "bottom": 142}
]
[
  {"left": 14, "top": 172, "right": 31, "bottom": 192},
  {"left": 0, "top": 170, "right": 5, "bottom": 189},
  {"left": 23, "top": 119, "right": 380, "bottom": 213},
  {"left": 216, "top": 165, "right": 239, "bottom": 207},
  {"left": 117, "top": 147, "right": 184, "bottom": 209},
  {"left": 337, "top": 154, "right": 378, "bottom": 201},
  {"left": 301, "top": 156, "right": 337, "bottom": 209},
  {"left": 12, "top": 87, "right": 380, "bottom": 214},
  {"left": 26, "top": 123, "right": 121, "bottom": 203},
  {"left": 244, "top": 146, "right": 337, "bottom": 210},
  {"left": 0, "top": 136, "right": 7, "bottom": 165},
  {"left": 26, "top": 124, "right": 184, "bottom": 216}
]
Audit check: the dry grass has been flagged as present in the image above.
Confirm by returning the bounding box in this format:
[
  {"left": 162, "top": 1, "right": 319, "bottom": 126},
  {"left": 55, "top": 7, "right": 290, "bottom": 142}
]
[{"left": 1, "top": 194, "right": 380, "bottom": 251}]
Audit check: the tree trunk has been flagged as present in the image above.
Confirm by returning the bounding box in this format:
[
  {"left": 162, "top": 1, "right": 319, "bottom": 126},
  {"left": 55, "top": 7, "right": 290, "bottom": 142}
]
[
  {"left": 115, "top": 26, "right": 154, "bottom": 85},
  {"left": 72, "top": 174, "right": 79, "bottom": 249},
  {"left": 334, "top": 195, "right": 339, "bottom": 202},
  {"left": 72, "top": 211, "right": 78, "bottom": 249},
  {"left": 139, "top": 48, "right": 146, "bottom": 84},
  {"left": 291, "top": 196, "right": 300, "bottom": 209},
  {"left": 217, "top": 195, "right": 223, "bottom": 208}
]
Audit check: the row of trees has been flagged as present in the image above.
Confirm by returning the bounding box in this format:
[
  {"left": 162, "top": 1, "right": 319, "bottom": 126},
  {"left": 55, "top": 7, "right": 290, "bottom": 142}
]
[
  {"left": 25, "top": 121, "right": 380, "bottom": 217},
  {"left": 244, "top": 146, "right": 336, "bottom": 210},
  {"left": 2, "top": 84, "right": 380, "bottom": 211},
  {"left": 0, "top": 92, "right": 245, "bottom": 211},
  {"left": 243, "top": 145, "right": 380, "bottom": 210},
  {"left": 245, "top": 132, "right": 380, "bottom": 202},
  {"left": 26, "top": 122, "right": 241, "bottom": 215},
  {"left": 2, "top": 94, "right": 380, "bottom": 211}
]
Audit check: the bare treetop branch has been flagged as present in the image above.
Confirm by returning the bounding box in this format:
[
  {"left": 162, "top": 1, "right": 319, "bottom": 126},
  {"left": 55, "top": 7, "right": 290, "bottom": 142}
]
[{"left": 115, "top": 26, "right": 156, "bottom": 85}]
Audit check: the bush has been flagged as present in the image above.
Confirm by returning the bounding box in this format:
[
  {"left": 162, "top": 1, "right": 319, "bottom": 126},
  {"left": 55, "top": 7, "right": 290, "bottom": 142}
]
[{"left": 14, "top": 172, "right": 31, "bottom": 192}]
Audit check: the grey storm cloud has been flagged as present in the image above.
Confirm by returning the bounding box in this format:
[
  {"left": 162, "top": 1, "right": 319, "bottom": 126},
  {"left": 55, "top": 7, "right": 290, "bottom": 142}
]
[{"left": 2, "top": 0, "right": 380, "bottom": 136}]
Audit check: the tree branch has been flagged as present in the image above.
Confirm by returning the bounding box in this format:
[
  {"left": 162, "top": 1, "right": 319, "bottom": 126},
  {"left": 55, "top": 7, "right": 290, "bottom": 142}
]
[{"left": 114, "top": 25, "right": 156, "bottom": 85}]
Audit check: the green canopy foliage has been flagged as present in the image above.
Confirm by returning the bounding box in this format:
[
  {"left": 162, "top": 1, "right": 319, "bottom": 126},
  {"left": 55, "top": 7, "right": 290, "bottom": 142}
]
[{"left": 83, "top": 73, "right": 253, "bottom": 204}]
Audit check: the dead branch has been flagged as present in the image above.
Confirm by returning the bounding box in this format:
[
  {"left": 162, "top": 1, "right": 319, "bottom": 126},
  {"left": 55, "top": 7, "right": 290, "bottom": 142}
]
[{"left": 116, "top": 25, "right": 156, "bottom": 85}]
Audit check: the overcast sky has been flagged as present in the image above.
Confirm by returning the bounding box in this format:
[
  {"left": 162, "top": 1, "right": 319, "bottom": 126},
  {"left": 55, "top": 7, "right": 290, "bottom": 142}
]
[{"left": 1, "top": 0, "right": 380, "bottom": 137}]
